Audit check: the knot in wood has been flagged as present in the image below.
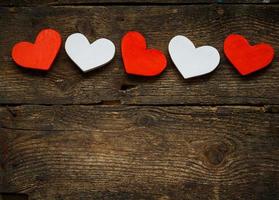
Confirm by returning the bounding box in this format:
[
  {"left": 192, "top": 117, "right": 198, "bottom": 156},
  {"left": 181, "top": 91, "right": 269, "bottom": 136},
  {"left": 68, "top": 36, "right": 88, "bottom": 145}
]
[
  {"left": 136, "top": 113, "right": 156, "bottom": 127},
  {"left": 204, "top": 143, "right": 229, "bottom": 166}
]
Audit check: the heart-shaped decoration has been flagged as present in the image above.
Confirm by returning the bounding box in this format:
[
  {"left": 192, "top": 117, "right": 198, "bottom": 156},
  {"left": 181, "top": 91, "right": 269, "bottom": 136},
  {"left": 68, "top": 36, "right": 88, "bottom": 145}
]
[
  {"left": 65, "top": 33, "right": 115, "bottom": 72},
  {"left": 169, "top": 35, "right": 220, "bottom": 79},
  {"left": 224, "top": 34, "right": 274, "bottom": 75},
  {"left": 121, "top": 31, "right": 167, "bottom": 76},
  {"left": 12, "top": 29, "right": 61, "bottom": 70}
]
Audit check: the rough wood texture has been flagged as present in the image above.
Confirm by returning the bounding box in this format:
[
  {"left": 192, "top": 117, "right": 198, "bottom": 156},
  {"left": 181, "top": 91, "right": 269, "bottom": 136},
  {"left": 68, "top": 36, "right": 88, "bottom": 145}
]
[
  {"left": 1, "top": 1, "right": 278, "bottom": 199},
  {"left": 1, "top": 0, "right": 278, "bottom": 6},
  {"left": 1, "top": 105, "right": 279, "bottom": 200},
  {"left": 0, "top": 5, "right": 278, "bottom": 105}
]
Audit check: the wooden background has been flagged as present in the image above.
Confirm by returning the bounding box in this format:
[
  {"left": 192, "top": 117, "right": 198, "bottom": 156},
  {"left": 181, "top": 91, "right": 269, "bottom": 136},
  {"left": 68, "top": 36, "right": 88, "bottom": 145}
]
[{"left": 0, "top": 0, "right": 278, "bottom": 199}]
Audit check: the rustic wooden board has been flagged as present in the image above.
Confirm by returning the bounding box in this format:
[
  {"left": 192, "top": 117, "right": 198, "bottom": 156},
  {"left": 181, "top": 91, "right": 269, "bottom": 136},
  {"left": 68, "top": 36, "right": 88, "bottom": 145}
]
[
  {"left": 1, "top": 1, "right": 278, "bottom": 199},
  {"left": 1, "top": 105, "right": 278, "bottom": 200},
  {"left": 1, "top": 0, "right": 278, "bottom": 6},
  {"left": 0, "top": 5, "right": 278, "bottom": 105}
]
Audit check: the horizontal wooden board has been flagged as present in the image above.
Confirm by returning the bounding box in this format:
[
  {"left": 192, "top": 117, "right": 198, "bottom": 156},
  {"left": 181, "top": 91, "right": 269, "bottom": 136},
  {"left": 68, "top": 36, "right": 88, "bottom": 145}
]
[
  {"left": 0, "top": 0, "right": 278, "bottom": 6},
  {"left": 0, "top": 1, "right": 277, "bottom": 6},
  {"left": 1, "top": 105, "right": 278, "bottom": 199},
  {"left": 0, "top": 5, "right": 278, "bottom": 105}
]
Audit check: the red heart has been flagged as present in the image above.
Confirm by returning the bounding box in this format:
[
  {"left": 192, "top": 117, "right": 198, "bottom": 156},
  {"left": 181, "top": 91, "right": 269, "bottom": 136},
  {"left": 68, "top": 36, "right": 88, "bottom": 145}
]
[
  {"left": 121, "top": 31, "right": 167, "bottom": 76},
  {"left": 12, "top": 29, "right": 62, "bottom": 71},
  {"left": 224, "top": 34, "right": 274, "bottom": 75}
]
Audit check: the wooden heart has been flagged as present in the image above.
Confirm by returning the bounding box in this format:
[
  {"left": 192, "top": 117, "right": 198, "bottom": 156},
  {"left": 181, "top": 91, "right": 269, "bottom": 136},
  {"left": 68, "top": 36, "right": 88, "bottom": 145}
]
[
  {"left": 65, "top": 33, "right": 116, "bottom": 72},
  {"left": 224, "top": 34, "right": 274, "bottom": 75},
  {"left": 12, "top": 29, "right": 61, "bottom": 70},
  {"left": 121, "top": 31, "right": 167, "bottom": 76},
  {"left": 169, "top": 35, "right": 220, "bottom": 79}
]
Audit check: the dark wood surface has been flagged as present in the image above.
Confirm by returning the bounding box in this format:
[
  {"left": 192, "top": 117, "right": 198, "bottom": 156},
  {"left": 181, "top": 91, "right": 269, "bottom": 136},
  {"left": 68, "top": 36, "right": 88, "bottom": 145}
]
[
  {"left": 1, "top": 0, "right": 279, "bottom": 6},
  {"left": 0, "top": 5, "right": 278, "bottom": 105},
  {"left": 1, "top": 105, "right": 279, "bottom": 200},
  {"left": 0, "top": 1, "right": 278, "bottom": 200}
]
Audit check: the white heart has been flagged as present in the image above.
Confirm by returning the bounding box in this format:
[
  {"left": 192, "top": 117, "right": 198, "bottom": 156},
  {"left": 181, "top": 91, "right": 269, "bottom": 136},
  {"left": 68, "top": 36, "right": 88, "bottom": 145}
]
[
  {"left": 169, "top": 35, "right": 220, "bottom": 79},
  {"left": 65, "top": 33, "right": 115, "bottom": 72}
]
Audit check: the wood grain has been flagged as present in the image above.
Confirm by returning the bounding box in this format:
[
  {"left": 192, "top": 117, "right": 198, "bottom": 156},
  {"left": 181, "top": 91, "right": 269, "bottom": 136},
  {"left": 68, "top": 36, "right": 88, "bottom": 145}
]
[
  {"left": 1, "top": 105, "right": 278, "bottom": 199},
  {"left": 1, "top": 0, "right": 278, "bottom": 6},
  {"left": 1, "top": 2, "right": 278, "bottom": 200},
  {"left": 0, "top": 5, "right": 278, "bottom": 105}
]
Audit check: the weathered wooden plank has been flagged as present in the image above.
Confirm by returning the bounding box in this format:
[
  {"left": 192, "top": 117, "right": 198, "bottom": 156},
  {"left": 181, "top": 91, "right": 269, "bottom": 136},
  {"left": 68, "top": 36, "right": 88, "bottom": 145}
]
[
  {"left": 0, "top": 5, "right": 278, "bottom": 105},
  {"left": 0, "top": 0, "right": 278, "bottom": 6},
  {"left": 0, "top": 105, "right": 278, "bottom": 199}
]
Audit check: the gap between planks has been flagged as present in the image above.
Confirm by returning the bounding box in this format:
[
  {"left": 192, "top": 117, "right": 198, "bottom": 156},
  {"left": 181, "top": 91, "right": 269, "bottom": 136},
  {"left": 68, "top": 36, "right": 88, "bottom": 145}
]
[{"left": 1, "top": 104, "right": 279, "bottom": 113}]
